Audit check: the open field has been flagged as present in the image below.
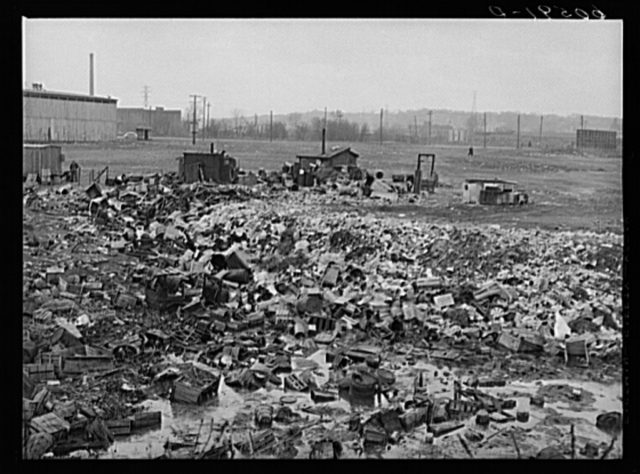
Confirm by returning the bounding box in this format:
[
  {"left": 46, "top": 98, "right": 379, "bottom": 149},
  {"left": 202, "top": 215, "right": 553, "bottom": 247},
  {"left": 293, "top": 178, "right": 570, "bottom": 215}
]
[{"left": 63, "top": 137, "right": 623, "bottom": 233}]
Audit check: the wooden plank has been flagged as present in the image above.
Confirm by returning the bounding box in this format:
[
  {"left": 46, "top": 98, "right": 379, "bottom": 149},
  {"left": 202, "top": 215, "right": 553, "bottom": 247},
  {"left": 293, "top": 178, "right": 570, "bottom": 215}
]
[
  {"left": 131, "top": 411, "right": 162, "bottom": 430},
  {"left": 105, "top": 419, "right": 132, "bottom": 436}
]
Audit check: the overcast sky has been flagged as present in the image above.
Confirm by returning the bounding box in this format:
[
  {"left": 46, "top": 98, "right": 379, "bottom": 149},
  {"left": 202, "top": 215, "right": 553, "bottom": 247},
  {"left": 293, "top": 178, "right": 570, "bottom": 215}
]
[{"left": 22, "top": 19, "right": 622, "bottom": 118}]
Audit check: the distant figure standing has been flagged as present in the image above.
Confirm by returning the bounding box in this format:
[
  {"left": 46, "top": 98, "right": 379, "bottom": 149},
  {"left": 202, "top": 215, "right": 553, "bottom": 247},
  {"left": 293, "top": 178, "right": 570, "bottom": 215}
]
[
  {"left": 69, "top": 161, "right": 80, "bottom": 182},
  {"left": 362, "top": 172, "right": 375, "bottom": 197},
  {"left": 468, "top": 147, "right": 474, "bottom": 156}
]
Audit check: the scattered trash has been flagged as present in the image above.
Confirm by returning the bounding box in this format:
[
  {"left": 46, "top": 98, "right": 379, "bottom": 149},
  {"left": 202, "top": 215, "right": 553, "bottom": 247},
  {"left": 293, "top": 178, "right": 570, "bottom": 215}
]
[{"left": 20, "top": 174, "right": 623, "bottom": 459}]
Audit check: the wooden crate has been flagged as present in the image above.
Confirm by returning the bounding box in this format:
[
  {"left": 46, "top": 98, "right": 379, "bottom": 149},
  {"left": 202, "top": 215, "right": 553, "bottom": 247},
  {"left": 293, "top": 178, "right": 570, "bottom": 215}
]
[
  {"left": 172, "top": 380, "right": 215, "bottom": 405},
  {"left": 309, "top": 315, "right": 335, "bottom": 332},
  {"left": 363, "top": 424, "right": 387, "bottom": 446},
  {"left": 497, "top": 332, "right": 522, "bottom": 352},
  {"left": 36, "top": 353, "right": 63, "bottom": 376},
  {"left": 62, "top": 355, "right": 114, "bottom": 375},
  {"left": 30, "top": 412, "right": 70, "bottom": 442},
  {"left": 24, "top": 363, "right": 56, "bottom": 382}
]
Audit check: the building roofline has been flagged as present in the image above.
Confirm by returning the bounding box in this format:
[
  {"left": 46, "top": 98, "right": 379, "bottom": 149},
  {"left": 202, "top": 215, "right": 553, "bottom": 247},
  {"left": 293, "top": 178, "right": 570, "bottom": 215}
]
[
  {"left": 23, "top": 89, "right": 118, "bottom": 104},
  {"left": 117, "top": 107, "right": 181, "bottom": 113},
  {"left": 464, "top": 178, "right": 518, "bottom": 184},
  {"left": 296, "top": 147, "right": 359, "bottom": 160}
]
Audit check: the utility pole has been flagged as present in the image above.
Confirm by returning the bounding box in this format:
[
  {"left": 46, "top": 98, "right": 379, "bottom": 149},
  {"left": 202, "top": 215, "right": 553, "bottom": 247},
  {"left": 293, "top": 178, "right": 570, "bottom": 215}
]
[
  {"left": 428, "top": 110, "right": 432, "bottom": 145},
  {"left": 202, "top": 97, "right": 207, "bottom": 140},
  {"left": 471, "top": 91, "right": 477, "bottom": 147},
  {"left": 539, "top": 115, "right": 544, "bottom": 148},
  {"left": 483, "top": 112, "right": 487, "bottom": 149},
  {"left": 581, "top": 115, "right": 584, "bottom": 130},
  {"left": 270, "top": 110, "right": 273, "bottom": 142},
  {"left": 207, "top": 103, "right": 211, "bottom": 140},
  {"left": 516, "top": 114, "right": 521, "bottom": 149},
  {"left": 322, "top": 107, "right": 328, "bottom": 153},
  {"left": 379, "top": 108, "right": 383, "bottom": 145},
  {"left": 190, "top": 94, "right": 199, "bottom": 145},
  {"left": 414, "top": 115, "right": 418, "bottom": 143}
]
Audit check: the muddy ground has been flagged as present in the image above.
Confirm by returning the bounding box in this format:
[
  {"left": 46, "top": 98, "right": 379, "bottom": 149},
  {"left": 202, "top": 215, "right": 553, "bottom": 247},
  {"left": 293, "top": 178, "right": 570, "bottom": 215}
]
[{"left": 63, "top": 138, "right": 622, "bottom": 233}]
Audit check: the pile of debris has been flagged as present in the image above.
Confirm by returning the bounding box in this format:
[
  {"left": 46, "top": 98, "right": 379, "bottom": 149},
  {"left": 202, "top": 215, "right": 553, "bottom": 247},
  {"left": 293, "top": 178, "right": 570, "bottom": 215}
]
[{"left": 22, "top": 176, "right": 623, "bottom": 459}]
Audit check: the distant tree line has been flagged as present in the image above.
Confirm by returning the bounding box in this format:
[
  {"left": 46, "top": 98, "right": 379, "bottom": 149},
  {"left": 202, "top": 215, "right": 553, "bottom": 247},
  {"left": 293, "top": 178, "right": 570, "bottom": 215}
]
[{"left": 182, "top": 106, "right": 621, "bottom": 147}]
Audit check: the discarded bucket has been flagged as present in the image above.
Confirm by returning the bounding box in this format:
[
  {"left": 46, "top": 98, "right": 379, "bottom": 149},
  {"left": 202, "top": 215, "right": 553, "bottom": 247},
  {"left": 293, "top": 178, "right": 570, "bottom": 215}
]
[{"left": 349, "top": 371, "right": 377, "bottom": 404}]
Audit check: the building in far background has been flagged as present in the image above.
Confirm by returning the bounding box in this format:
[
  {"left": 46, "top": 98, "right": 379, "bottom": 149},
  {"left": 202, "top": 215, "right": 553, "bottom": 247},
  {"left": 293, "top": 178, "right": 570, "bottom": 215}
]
[
  {"left": 23, "top": 85, "right": 118, "bottom": 143},
  {"left": 117, "top": 107, "right": 185, "bottom": 137},
  {"left": 430, "top": 124, "right": 454, "bottom": 144},
  {"left": 576, "top": 129, "right": 617, "bottom": 150}
]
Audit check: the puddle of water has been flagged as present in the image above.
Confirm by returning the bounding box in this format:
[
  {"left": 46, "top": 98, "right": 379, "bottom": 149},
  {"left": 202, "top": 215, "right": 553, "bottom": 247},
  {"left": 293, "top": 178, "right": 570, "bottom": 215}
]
[{"left": 98, "top": 368, "right": 622, "bottom": 459}]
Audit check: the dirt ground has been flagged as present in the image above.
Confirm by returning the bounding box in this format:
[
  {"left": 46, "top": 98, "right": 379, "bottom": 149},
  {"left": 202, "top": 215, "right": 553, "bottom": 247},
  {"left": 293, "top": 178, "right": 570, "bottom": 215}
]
[{"left": 63, "top": 138, "right": 622, "bottom": 234}]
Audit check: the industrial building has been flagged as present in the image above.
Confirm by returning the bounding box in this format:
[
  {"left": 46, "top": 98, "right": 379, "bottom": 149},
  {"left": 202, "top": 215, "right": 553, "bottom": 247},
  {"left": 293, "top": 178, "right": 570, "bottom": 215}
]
[
  {"left": 576, "top": 129, "right": 617, "bottom": 150},
  {"left": 23, "top": 87, "right": 118, "bottom": 143},
  {"left": 117, "top": 107, "right": 184, "bottom": 137}
]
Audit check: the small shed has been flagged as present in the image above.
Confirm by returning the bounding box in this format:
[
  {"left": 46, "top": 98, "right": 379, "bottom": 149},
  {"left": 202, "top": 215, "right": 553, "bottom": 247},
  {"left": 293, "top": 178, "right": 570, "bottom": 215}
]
[
  {"left": 23, "top": 144, "right": 65, "bottom": 178},
  {"left": 177, "top": 151, "right": 238, "bottom": 184},
  {"left": 136, "top": 126, "right": 151, "bottom": 141},
  {"left": 296, "top": 147, "right": 359, "bottom": 170},
  {"left": 462, "top": 178, "right": 527, "bottom": 205}
]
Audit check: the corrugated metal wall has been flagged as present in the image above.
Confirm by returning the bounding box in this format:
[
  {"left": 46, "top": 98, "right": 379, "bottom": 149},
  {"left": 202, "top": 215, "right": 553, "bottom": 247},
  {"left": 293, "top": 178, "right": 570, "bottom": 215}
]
[
  {"left": 117, "top": 108, "right": 184, "bottom": 136},
  {"left": 23, "top": 146, "right": 65, "bottom": 176},
  {"left": 23, "top": 95, "right": 117, "bottom": 142},
  {"left": 576, "top": 129, "right": 617, "bottom": 149}
]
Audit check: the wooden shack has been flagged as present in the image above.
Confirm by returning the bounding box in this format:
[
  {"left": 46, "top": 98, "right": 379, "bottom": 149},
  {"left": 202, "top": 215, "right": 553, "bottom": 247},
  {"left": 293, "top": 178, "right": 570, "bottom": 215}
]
[
  {"left": 23, "top": 144, "right": 65, "bottom": 178},
  {"left": 135, "top": 126, "right": 151, "bottom": 141},
  {"left": 296, "top": 146, "right": 359, "bottom": 170},
  {"left": 462, "top": 178, "right": 528, "bottom": 205},
  {"left": 177, "top": 151, "right": 238, "bottom": 184}
]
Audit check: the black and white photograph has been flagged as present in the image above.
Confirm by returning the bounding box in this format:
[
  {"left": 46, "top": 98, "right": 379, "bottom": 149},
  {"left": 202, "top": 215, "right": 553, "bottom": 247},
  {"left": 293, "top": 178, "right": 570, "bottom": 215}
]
[{"left": 20, "top": 15, "right": 625, "bottom": 460}]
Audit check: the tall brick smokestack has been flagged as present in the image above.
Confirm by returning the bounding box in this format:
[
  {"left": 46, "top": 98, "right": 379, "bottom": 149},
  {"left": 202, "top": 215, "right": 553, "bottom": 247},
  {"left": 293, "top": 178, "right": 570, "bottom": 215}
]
[{"left": 89, "top": 53, "right": 94, "bottom": 96}]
